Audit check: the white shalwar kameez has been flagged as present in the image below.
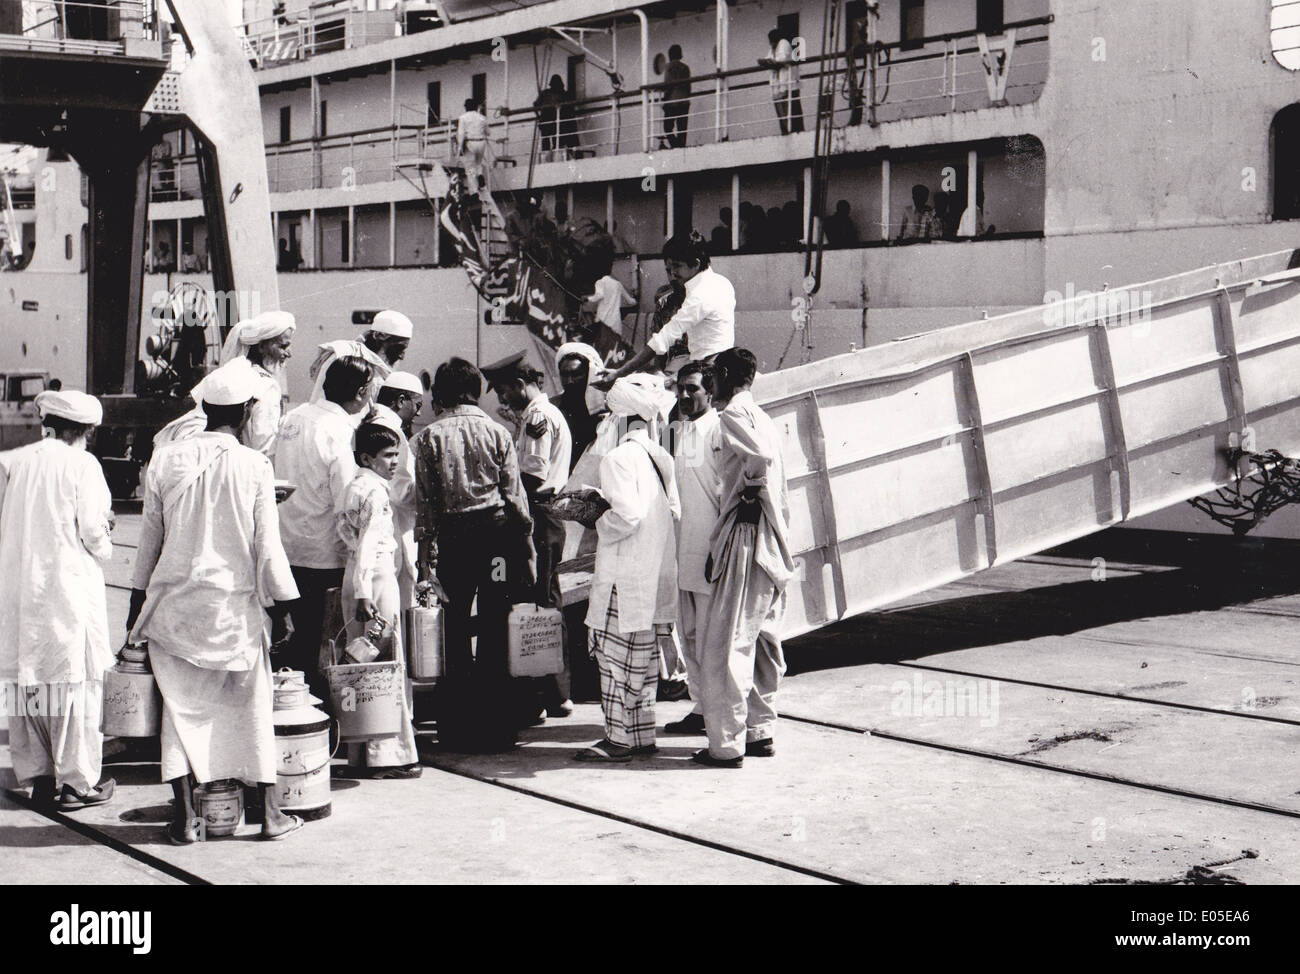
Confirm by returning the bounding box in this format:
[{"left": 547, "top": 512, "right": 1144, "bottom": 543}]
[
  {"left": 673, "top": 407, "right": 722, "bottom": 715},
  {"left": 700, "top": 390, "right": 795, "bottom": 761},
  {"left": 130, "top": 432, "right": 299, "bottom": 785},
  {"left": 0, "top": 440, "right": 115, "bottom": 794}
]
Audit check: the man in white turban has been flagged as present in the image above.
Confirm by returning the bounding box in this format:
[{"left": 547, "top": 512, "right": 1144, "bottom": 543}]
[
  {"left": 152, "top": 310, "right": 295, "bottom": 458},
  {"left": 307, "top": 309, "right": 414, "bottom": 420},
  {"left": 128, "top": 363, "right": 302, "bottom": 842},
  {"left": 576, "top": 374, "right": 680, "bottom": 763},
  {"left": 554, "top": 342, "right": 607, "bottom": 469},
  {"left": 0, "top": 390, "right": 117, "bottom": 810}
]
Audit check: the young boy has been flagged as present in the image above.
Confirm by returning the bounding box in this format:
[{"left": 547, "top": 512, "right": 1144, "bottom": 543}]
[{"left": 337, "top": 420, "right": 422, "bottom": 778}]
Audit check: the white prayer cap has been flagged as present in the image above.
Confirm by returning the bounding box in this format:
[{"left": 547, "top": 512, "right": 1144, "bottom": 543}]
[
  {"left": 197, "top": 359, "right": 262, "bottom": 406},
  {"left": 35, "top": 389, "right": 102, "bottom": 426},
  {"left": 363, "top": 403, "right": 404, "bottom": 437},
  {"left": 370, "top": 309, "right": 414, "bottom": 339},
  {"left": 219, "top": 310, "right": 296, "bottom": 364},
  {"left": 606, "top": 374, "right": 673, "bottom": 422},
  {"left": 381, "top": 371, "right": 424, "bottom": 396}
]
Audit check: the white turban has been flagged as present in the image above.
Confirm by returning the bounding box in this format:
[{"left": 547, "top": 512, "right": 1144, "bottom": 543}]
[
  {"left": 606, "top": 374, "right": 673, "bottom": 423},
  {"left": 195, "top": 358, "right": 263, "bottom": 406},
  {"left": 35, "top": 389, "right": 102, "bottom": 426},
  {"left": 555, "top": 342, "right": 608, "bottom": 414},
  {"left": 219, "top": 310, "right": 296, "bottom": 365},
  {"left": 555, "top": 342, "right": 604, "bottom": 374},
  {"left": 371, "top": 309, "right": 414, "bottom": 339}
]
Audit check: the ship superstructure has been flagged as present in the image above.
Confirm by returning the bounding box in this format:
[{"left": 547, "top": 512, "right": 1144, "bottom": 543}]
[{"left": 6, "top": 0, "right": 1300, "bottom": 417}]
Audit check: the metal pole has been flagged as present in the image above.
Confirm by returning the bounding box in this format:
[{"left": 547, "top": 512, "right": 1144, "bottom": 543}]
[
  {"left": 665, "top": 177, "right": 674, "bottom": 237},
  {"left": 389, "top": 200, "right": 396, "bottom": 266},
  {"left": 731, "top": 172, "right": 740, "bottom": 251},
  {"left": 802, "top": 165, "right": 813, "bottom": 245},
  {"left": 716, "top": 0, "right": 729, "bottom": 140},
  {"left": 880, "top": 157, "right": 890, "bottom": 240},
  {"left": 347, "top": 204, "right": 355, "bottom": 268},
  {"left": 631, "top": 9, "right": 649, "bottom": 152},
  {"left": 390, "top": 58, "right": 397, "bottom": 177},
  {"left": 606, "top": 183, "right": 615, "bottom": 233},
  {"left": 966, "top": 147, "right": 978, "bottom": 233}
]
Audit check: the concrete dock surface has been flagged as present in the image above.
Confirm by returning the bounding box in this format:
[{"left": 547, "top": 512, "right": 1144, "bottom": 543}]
[{"left": 3, "top": 520, "right": 1298, "bottom": 885}]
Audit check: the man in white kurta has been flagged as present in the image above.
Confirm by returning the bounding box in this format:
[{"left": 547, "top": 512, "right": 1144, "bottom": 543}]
[
  {"left": 306, "top": 309, "right": 413, "bottom": 421},
  {"left": 665, "top": 361, "right": 722, "bottom": 734},
  {"left": 128, "top": 368, "right": 301, "bottom": 841},
  {"left": 577, "top": 376, "right": 679, "bottom": 762},
  {"left": 0, "top": 390, "right": 116, "bottom": 808},
  {"left": 697, "top": 348, "right": 794, "bottom": 767},
  {"left": 275, "top": 356, "right": 373, "bottom": 699}
]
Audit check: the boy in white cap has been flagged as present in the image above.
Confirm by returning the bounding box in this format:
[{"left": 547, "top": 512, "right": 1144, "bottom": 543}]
[
  {"left": 127, "top": 365, "right": 302, "bottom": 841},
  {"left": 336, "top": 418, "right": 422, "bottom": 778},
  {"left": 375, "top": 372, "right": 424, "bottom": 609},
  {"left": 307, "top": 309, "right": 414, "bottom": 414},
  {"left": 0, "top": 390, "right": 117, "bottom": 810},
  {"left": 576, "top": 374, "right": 679, "bottom": 762}
]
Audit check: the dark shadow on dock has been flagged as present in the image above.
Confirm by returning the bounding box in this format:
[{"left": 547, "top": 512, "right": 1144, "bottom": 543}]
[{"left": 786, "top": 528, "right": 1300, "bottom": 676}]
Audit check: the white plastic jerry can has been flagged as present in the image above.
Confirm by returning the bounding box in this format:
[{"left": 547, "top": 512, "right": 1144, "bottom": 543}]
[{"left": 507, "top": 603, "right": 564, "bottom": 678}]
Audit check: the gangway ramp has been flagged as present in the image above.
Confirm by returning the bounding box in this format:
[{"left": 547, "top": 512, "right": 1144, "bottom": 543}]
[{"left": 756, "top": 250, "right": 1300, "bottom": 640}]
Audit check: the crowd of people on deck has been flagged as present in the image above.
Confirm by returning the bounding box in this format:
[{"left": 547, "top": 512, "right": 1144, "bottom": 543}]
[{"left": 0, "top": 229, "right": 793, "bottom": 842}]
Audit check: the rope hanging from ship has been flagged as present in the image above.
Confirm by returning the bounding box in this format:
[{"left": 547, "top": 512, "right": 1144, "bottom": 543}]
[{"left": 1187, "top": 449, "right": 1300, "bottom": 535}]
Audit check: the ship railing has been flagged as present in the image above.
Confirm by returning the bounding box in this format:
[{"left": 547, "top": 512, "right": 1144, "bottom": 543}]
[
  {"left": 237, "top": 0, "right": 410, "bottom": 66},
  {"left": 249, "top": 17, "right": 1048, "bottom": 194},
  {"left": 0, "top": 0, "right": 160, "bottom": 54},
  {"left": 391, "top": 16, "right": 1049, "bottom": 166}
]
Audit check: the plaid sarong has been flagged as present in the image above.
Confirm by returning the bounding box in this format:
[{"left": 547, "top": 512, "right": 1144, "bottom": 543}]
[{"left": 588, "top": 586, "right": 658, "bottom": 748}]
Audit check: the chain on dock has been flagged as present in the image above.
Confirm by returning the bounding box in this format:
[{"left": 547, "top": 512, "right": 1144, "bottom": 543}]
[{"left": 1187, "top": 449, "right": 1300, "bottom": 535}]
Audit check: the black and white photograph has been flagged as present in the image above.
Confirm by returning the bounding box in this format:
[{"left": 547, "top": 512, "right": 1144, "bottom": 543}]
[{"left": 0, "top": 0, "right": 1287, "bottom": 941}]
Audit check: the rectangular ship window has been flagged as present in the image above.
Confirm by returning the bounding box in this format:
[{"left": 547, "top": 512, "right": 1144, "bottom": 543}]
[{"left": 900, "top": 0, "right": 925, "bottom": 50}]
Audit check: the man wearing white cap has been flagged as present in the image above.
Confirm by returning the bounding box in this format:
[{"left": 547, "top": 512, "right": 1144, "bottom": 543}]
[
  {"left": 152, "top": 311, "right": 295, "bottom": 458},
  {"left": 275, "top": 356, "right": 374, "bottom": 700},
  {"left": 307, "top": 309, "right": 413, "bottom": 418},
  {"left": 0, "top": 390, "right": 117, "bottom": 810},
  {"left": 127, "top": 364, "right": 303, "bottom": 842},
  {"left": 375, "top": 372, "right": 424, "bottom": 609},
  {"left": 576, "top": 374, "right": 679, "bottom": 763}
]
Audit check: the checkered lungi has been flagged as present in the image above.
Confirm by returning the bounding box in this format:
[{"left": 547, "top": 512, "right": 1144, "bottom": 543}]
[{"left": 588, "top": 587, "right": 658, "bottom": 749}]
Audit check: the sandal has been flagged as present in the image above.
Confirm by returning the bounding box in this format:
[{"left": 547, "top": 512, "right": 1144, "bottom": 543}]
[
  {"left": 57, "top": 779, "right": 116, "bottom": 811},
  {"left": 261, "top": 813, "right": 304, "bottom": 841},
  {"left": 573, "top": 740, "right": 632, "bottom": 763}
]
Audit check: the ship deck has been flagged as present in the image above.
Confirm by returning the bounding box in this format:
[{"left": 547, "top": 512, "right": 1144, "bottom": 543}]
[{"left": 3, "top": 515, "right": 1299, "bottom": 885}]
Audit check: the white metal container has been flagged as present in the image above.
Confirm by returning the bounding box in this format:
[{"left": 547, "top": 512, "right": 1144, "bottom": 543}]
[
  {"left": 193, "top": 780, "right": 243, "bottom": 838},
  {"left": 101, "top": 642, "right": 161, "bottom": 738},
  {"left": 326, "top": 661, "right": 403, "bottom": 741},
  {"left": 271, "top": 669, "right": 334, "bottom": 820},
  {"left": 405, "top": 602, "right": 444, "bottom": 680},
  {"left": 506, "top": 603, "right": 564, "bottom": 678}
]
